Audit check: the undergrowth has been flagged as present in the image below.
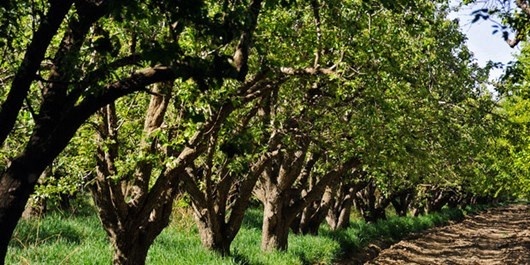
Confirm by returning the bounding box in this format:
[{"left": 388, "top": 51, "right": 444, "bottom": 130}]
[{"left": 7, "top": 205, "right": 479, "bottom": 265}]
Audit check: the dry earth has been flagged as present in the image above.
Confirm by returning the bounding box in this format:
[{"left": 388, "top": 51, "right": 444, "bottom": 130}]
[{"left": 364, "top": 204, "right": 530, "bottom": 265}]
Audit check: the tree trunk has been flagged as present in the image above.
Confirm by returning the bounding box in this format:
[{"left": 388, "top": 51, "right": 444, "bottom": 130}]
[
  {"left": 327, "top": 198, "right": 353, "bottom": 230},
  {"left": 0, "top": 167, "right": 40, "bottom": 262},
  {"left": 195, "top": 215, "right": 231, "bottom": 255},
  {"left": 261, "top": 199, "right": 290, "bottom": 251},
  {"left": 190, "top": 133, "right": 282, "bottom": 255},
  {"left": 335, "top": 203, "right": 352, "bottom": 229},
  {"left": 297, "top": 205, "right": 322, "bottom": 235},
  {"left": 426, "top": 188, "right": 452, "bottom": 213},
  {"left": 296, "top": 187, "right": 334, "bottom": 235},
  {"left": 354, "top": 181, "right": 388, "bottom": 223},
  {"left": 92, "top": 184, "right": 174, "bottom": 265},
  {"left": 391, "top": 189, "right": 414, "bottom": 217},
  {"left": 110, "top": 234, "right": 152, "bottom": 265},
  {"left": 104, "top": 204, "right": 173, "bottom": 265},
  {"left": 327, "top": 179, "right": 367, "bottom": 230}
]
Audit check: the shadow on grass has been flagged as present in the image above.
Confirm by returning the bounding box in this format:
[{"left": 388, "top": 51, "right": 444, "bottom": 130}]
[
  {"left": 10, "top": 219, "right": 83, "bottom": 248},
  {"left": 231, "top": 250, "right": 262, "bottom": 265},
  {"left": 321, "top": 207, "right": 466, "bottom": 262},
  {"left": 8, "top": 213, "right": 103, "bottom": 249}
]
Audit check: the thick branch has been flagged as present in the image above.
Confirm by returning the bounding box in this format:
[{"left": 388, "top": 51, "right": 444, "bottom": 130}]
[
  {"left": 38, "top": 1, "right": 107, "bottom": 135},
  {"left": 289, "top": 157, "right": 361, "bottom": 216},
  {"left": 0, "top": 0, "right": 74, "bottom": 144},
  {"left": 136, "top": 74, "right": 286, "bottom": 220},
  {"left": 128, "top": 82, "right": 172, "bottom": 208},
  {"left": 278, "top": 143, "right": 310, "bottom": 191}
]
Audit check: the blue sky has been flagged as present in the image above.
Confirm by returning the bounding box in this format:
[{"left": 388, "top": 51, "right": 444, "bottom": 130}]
[{"left": 448, "top": 1, "right": 520, "bottom": 80}]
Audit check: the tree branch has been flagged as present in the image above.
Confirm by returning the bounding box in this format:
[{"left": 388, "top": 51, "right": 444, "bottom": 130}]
[
  {"left": 0, "top": 0, "right": 74, "bottom": 145},
  {"left": 311, "top": 0, "right": 323, "bottom": 68}
]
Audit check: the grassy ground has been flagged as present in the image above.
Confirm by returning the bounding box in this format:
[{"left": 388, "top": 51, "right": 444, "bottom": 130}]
[{"left": 7, "top": 206, "right": 468, "bottom": 265}]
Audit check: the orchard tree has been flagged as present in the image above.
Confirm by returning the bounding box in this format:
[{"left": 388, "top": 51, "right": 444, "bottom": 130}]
[
  {"left": 473, "top": 44, "right": 530, "bottom": 200},
  {"left": 0, "top": 0, "right": 261, "bottom": 262}
]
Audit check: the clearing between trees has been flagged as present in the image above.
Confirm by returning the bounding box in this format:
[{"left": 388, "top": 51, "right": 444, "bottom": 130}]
[{"left": 367, "top": 204, "right": 530, "bottom": 265}]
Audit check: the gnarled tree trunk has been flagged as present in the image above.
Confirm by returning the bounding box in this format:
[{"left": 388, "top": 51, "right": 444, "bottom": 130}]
[
  {"left": 391, "top": 188, "right": 415, "bottom": 216},
  {"left": 190, "top": 143, "right": 281, "bottom": 255},
  {"left": 183, "top": 74, "right": 284, "bottom": 255},
  {"left": 326, "top": 178, "right": 368, "bottom": 230},
  {"left": 90, "top": 87, "right": 178, "bottom": 265},
  {"left": 257, "top": 147, "right": 309, "bottom": 251},
  {"left": 104, "top": 203, "right": 174, "bottom": 265},
  {"left": 256, "top": 144, "right": 360, "bottom": 251},
  {"left": 261, "top": 195, "right": 292, "bottom": 251},
  {"left": 354, "top": 180, "right": 388, "bottom": 222},
  {"left": 295, "top": 186, "right": 333, "bottom": 235}
]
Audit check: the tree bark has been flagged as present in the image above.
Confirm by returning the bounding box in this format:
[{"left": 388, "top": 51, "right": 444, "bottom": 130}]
[
  {"left": 179, "top": 79, "right": 283, "bottom": 255},
  {"left": 257, "top": 145, "right": 360, "bottom": 250},
  {"left": 190, "top": 146, "right": 279, "bottom": 255},
  {"left": 425, "top": 187, "right": 453, "bottom": 213},
  {"left": 97, "top": 198, "right": 174, "bottom": 265},
  {"left": 194, "top": 213, "right": 231, "bottom": 255},
  {"left": 391, "top": 188, "right": 415, "bottom": 216},
  {"left": 90, "top": 86, "right": 177, "bottom": 265},
  {"left": 0, "top": 162, "right": 46, "bottom": 262},
  {"left": 257, "top": 146, "right": 309, "bottom": 252},
  {"left": 354, "top": 181, "right": 389, "bottom": 223},
  {"left": 327, "top": 179, "right": 367, "bottom": 230},
  {"left": 189, "top": 133, "right": 281, "bottom": 255},
  {"left": 329, "top": 201, "right": 352, "bottom": 230},
  {"left": 261, "top": 195, "right": 291, "bottom": 251},
  {"left": 296, "top": 187, "right": 333, "bottom": 235}
]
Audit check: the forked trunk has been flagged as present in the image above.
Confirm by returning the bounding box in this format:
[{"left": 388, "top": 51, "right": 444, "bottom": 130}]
[
  {"left": 95, "top": 200, "right": 173, "bottom": 265},
  {"left": 391, "top": 189, "right": 414, "bottom": 216},
  {"left": 297, "top": 201, "right": 328, "bottom": 235},
  {"left": 354, "top": 181, "right": 388, "bottom": 223},
  {"left": 296, "top": 185, "right": 336, "bottom": 235},
  {"left": 327, "top": 199, "right": 353, "bottom": 230},
  {"left": 327, "top": 179, "right": 367, "bottom": 230},
  {"left": 426, "top": 189, "right": 452, "bottom": 213}
]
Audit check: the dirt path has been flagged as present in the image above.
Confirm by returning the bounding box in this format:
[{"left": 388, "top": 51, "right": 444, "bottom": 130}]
[{"left": 367, "top": 204, "right": 530, "bottom": 265}]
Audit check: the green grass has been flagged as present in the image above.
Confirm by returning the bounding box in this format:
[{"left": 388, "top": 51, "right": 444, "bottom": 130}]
[
  {"left": 8, "top": 213, "right": 111, "bottom": 264},
  {"left": 6, "top": 206, "right": 470, "bottom": 265},
  {"left": 321, "top": 207, "right": 465, "bottom": 260}
]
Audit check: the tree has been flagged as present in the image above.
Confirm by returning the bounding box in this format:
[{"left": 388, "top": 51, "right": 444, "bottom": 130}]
[
  {"left": 0, "top": 0, "right": 254, "bottom": 262},
  {"left": 472, "top": 43, "right": 530, "bottom": 201}
]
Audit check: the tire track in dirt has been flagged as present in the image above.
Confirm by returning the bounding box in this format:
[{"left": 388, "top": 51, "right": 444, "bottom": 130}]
[{"left": 367, "top": 204, "right": 530, "bottom": 265}]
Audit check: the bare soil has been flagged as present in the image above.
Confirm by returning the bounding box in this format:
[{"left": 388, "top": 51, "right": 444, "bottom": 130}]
[{"left": 365, "top": 204, "right": 530, "bottom": 264}]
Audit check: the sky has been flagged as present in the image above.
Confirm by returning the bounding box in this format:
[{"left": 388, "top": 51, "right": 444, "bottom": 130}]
[{"left": 448, "top": 1, "right": 520, "bottom": 80}]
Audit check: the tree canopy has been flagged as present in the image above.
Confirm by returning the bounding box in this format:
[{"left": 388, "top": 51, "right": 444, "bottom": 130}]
[{"left": 0, "top": 0, "right": 527, "bottom": 264}]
